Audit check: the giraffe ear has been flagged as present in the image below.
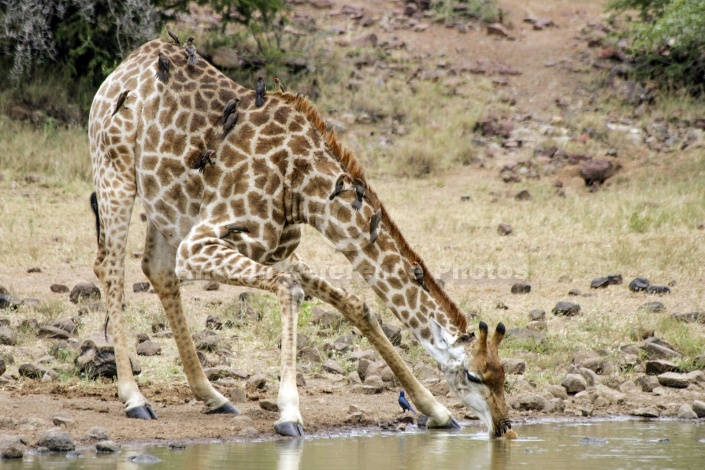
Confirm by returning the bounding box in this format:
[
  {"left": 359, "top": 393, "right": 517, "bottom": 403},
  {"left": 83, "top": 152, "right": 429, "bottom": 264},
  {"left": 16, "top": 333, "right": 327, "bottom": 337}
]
[{"left": 425, "top": 318, "right": 463, "bottom": 365}]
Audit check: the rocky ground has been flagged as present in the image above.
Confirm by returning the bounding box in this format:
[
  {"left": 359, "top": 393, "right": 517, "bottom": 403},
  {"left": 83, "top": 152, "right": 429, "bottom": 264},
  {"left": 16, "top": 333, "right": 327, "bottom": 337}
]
[{"left": 2, "top": 0, "right": 705, "bottom": 459}]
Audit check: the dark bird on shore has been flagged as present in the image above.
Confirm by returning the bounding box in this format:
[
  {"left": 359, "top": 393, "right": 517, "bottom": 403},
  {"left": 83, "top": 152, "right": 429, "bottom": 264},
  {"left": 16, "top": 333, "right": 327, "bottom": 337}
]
[
  {"left": 220, "top": 224, "right": 251, "bottom": 239},
  {"left": 255, "top": 77, "right": 266, "bottom": 107},
  {"left": 156, "top": 52, "right": 170, "bottom": 83},
  {"left": 369, "top": 209, "right": 382, "bottom": 244},
  {"left": 185, "top": 37, "right": 198, "bottom": 66},
  {"left": 167, "top": 29, "right": 181, "bottom": 45},
  {"left": 111, "top": 90, "right": 130, "bottom": 117},
  {"left": 352, "top": 178, "right": 366, "bottom": 211},
  {"left": 410, "top": 261, "right": 430, "bottom": 292},
  {"left": 328, "top": 173, "right": 349, "bottom": 200},
  {"left": 192, "top": 149, "right": 215, "bottom": 173},
  {"left": 221, "top": 98, "right": 238, "bottom": 125},
  {"left": 274, "top": 77, "right": 285, "bottom": 93},
  {"left": 222, "top": 98, "right": 241, "bottom": 138},
  {"left": 398, "top": 390, "right": 416, "bottom": 414}
]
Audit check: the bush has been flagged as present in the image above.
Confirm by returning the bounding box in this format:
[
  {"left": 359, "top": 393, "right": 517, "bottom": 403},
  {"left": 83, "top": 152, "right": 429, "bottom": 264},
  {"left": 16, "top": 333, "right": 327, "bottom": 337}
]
[{"left": 608, "top": 0, "right": 705, "bottom": 92}]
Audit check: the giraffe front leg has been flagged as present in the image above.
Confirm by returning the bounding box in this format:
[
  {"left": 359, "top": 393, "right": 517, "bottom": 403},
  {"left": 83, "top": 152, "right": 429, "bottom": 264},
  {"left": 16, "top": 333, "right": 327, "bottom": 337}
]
[
  {"left": 143, "top": 222, "right": 236, "bottom": 415},
  {"left": 277, "top": 256, "right": 459, "bottom": 430},
  {"left": 176, "top": 230, "right": 304, "bottom": 436}
]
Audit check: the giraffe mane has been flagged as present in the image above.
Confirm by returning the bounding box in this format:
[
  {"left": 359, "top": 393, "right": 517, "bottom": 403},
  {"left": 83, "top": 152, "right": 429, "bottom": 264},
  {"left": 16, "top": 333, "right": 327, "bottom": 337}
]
[{"left": 282, "top": 93, "right": 468, "bottom": 334}]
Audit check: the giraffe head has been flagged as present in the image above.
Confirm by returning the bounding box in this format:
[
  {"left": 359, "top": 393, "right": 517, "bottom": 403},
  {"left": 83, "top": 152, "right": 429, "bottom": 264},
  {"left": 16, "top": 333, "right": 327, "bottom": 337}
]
[{"left": 426, "top": 320, "right": 511, "bottom": 437}]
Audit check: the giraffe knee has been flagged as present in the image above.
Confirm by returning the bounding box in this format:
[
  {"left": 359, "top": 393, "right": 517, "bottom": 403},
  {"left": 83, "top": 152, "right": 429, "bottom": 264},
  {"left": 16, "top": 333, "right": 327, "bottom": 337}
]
[{"left": 277, "top": 275, "right": 305, "bottom": 308}]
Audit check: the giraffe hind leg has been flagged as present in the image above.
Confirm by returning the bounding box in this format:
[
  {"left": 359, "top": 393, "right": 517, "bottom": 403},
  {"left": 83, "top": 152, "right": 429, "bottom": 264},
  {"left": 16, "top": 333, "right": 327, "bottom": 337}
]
[
  {"left": 175, "top": 225, "right": 305, "bottom": 436},
  {"left": 142, "top": 222, "right": 237, "bottom": 414}
]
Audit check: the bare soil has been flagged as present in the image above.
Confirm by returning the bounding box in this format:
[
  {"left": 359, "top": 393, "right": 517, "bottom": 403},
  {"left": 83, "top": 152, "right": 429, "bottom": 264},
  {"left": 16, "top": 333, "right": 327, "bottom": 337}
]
[{"left": 3, "top": 0, "right": 698, "bottom": 449}]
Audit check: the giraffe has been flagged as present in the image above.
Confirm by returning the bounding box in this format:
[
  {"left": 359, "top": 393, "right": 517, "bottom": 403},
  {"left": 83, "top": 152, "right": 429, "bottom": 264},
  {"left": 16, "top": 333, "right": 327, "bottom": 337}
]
[{"left": 88, "top": 39, "right": 512, "bottom": 438}]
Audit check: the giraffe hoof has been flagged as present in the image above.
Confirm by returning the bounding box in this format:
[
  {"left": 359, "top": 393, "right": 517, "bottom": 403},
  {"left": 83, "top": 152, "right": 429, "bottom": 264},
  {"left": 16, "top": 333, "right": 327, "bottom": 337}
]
[
  {"left": 440, "top": 417, "right": 462, "bottom": 430},
  {"left": 207, "top": 403, "right": 239, "bottom": 415},
  {"left": 274, "top": 422, "right": 305, "bottom": 437},
  {"left": 126, "top": 404, "right": 157, "bottom": 420}
]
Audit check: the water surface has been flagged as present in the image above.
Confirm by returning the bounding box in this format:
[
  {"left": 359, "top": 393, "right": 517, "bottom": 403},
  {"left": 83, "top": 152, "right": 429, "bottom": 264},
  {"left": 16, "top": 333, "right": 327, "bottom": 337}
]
[{"left": 7, "top": 419, "right": 705, "bottom": 469}]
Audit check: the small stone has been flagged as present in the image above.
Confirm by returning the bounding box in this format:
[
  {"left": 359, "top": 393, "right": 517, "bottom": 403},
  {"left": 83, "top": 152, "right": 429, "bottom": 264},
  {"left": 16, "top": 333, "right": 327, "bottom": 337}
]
[
  {"left": 322, "top": 360, "right": 345, "bottom": 375},
  {"left": 590, "top": 277, "right": 610, "bottom": 289},
  {"left": 670, "top": 312, "right": 704, "bottom": 324},
  {"left": 692, "top": 400, "right": 705, "bottom": 418},
  {"left": 136, "top": 340, "right": 161, "bottom": 356},
  {"left": 204, "top": 281, "right": 220, "bottom": 291},
  {"left": 298, "top": 346, "right": 322, "bottom": 363},
  {"left": 497, "top": 223, "right": 513, "bottom": 236},
  {"left": 259, "top": 399, "right": 279, "bottom": 412},
  {"left": 0, "top": 326, "right": 17, "bottom": 346},
  {"left": 511, "top": 282, "right": 531, "bottom": 294},
  {"left": 381, "top": 323, "right": 402, "bottom": 346},
  {"left": 228, "top": 386, "right": 247, "bottom": 403},
  {"left": 69, "top": 282, "right": 101, "bottom": 304},
  {"left": 628, "top": 277, "right": 650, "bottom": 292},
  {"left": 658, "top": 371, "right": 703, "bottom": 388},
  {"left": 645, "top": 360, "right": 676, "bottom": 375},
  {"left": 639, "top": 302, "right": 665, "bottom": 313},
  {"left": 206, "top": 315, "right": 224, "bottom": 330},
  {"left": 245, "top": 374, "right": 268, "bottom": 396},
  {"left": 512, "top": 394, "right": 546, "bottom": 411},
  {"left": 502, "top": 358, "right": 526, "bottom": 375},
  {"left": 50, "top": 284, "right": 70, "bottom": 294},
  {"left": 133, "top": 282, "right": 150, "bottom": 293},
  {"left": 552, "top": 301, "right": 581, "bottom": 316},
  {"left": 86, "top": 427, "right": 110, "bottom": 441},
  {"left": 528, "top": 309, "right": 545, "bottom": 321},
  {"left": 0, "top": 294, "right": 22, "bottom": 310},
  {"left": 631, "top": 406, "right": 660, "bottom": 418},
  {"left": 515, "top": 189, "right": 531, "bottom": 200},
  {"left": 96, "top": 440, "right": 121, "bottom": 453},
  {"left": 646, "top": 285, "right": 670, "bottom": 295},
  {"left": 641, "top": 340, "right": 681, "bottom": 360},
  {"left": 677, "top": 404, "right": 697, "bottom": 419},
  {"left": 561, "top": 373, "right": 587, "bottom": 394},
  {"left": 37, "top": 429, "right": 75, "bottom": 452},
  {"left": 19, "top": 363, "right": 50, "bottom": 379}
]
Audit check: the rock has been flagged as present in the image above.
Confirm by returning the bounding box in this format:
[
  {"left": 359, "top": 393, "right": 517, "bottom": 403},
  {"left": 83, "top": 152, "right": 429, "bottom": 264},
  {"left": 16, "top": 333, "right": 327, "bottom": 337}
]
[
  {"left": 18, "top": 363, "right": 51, "bottom": 379},
  {"left": 322, "top": 360, "right": 345, "bottom": 375},
  {"left": 677, "top": 404, "right": 697, "bottom": 419},
  {"left": 670, "top": 312, "right": 705, "bottom": 324},
  {"left": 646, "top": 285, "right": 670, "bottom": 295},
  {"left": 75, "top": 334, "right": 141, "bottom": 380},
  {"left": 0, "top": 445, "right": 23, "bottom": 459},
  {"left": 636, "top": 375, "right": 660, "bottom": 392},
  {"left": 526, "top": 320, "right": 546, "bottom": 332},
  {"left": 363, "top": 375, "right": 385, "bottom": 391},
  {"left": 381, "top": 323, "right": 402, "bottom": 346},
  {"left": 136, "top": 340, "right": 161, "bottom": 356},
  {"left": 259, "top": 399, "right": 279, "bottom": 412},
  {"left": 497, "top": 223, "right": 513, "bottom": 236},
  {"left": 96, "top": 440, "right": 121, "bottom": 453},
  {"left": 37, "top": 326, "right": 70, "bottom": 340},
  {"left": 528, "top": 309, "right": 545, "bottom": 321},
  {"left": 515, "top": 189, "right": 531, "bottom": 200},
  {"left": 69, "top": 282, "right": 101, "bottom": 304},
  {"left": 640, "top": 339, "right": 681, "bottom": 360},
  {"left": 298, "top": 346, "right": 322, "bottom": 363},
  {"left": 629, "top": 277, "right": 650, "bottom": 292},
  {"left": 203, "top": 281, "right": 219, "bottom": 291},
  {"left": 645, "top": 360, "right": 676, "bottom": 375},
  {"left": 229, "top": 386, "right": 247, "bottom": 403},
  {"left": 561, "top": 374, "right": 587, "bottom": 394},
  {"left": 692, "top": 400, "right": 705, "bottom": 418},
  {"left": 195, "top": 335, "right": 221, "bottom": 352},
  {"left": 502, "top": 358, "right": 526, "bottom": 375},
  {"left": 639, "top": 302, "right": 665, "bottom": 313},
  {"left": 506, "top": 328, "right": 547, "bottom": 346},
  {"left": 631, "top": 406, "right": 660, "bottom": 418},
  {"left": 50, "top": 284, "right": 70, "bottom": 293},
  {"left": 552, "top": 301, "right": 581, "bottom": 316},
  {"left": 510, "top": 282, "right": 531, "bottom": 294},
  {"left": 37, "top": 429, "right": 75, "bottom": 452},
  {"left": 86, "top": 427, "right": 109, "bottom": 440},
  {"left": 311, "top": 307, "right": 343, "bottom": 329},
  {"left": 210, "top": 47, "right": 242, "bottom": 69},
  {"left": 544, "top": 398, "right": 565, "bottom": 413},
  {"left": 590, "top": 277, "right": 610, "bottom": 289},
  {"left": 127, "top": 455, "right": 162, "bottom": 463},
  {"left": 205, "top": 315, "right": 223, "bottom": 330},
  {"left": 0, "top": 327, "right": 17, "bottom": 346},
  {"left": 487, "top": 23, "right": 513, "bottom": 39},
  {"left": 658, "top": 371, "right": 704, "bottom": 388},
  {"left": 512, "top": 394, "right": 546, "bottom": 411},
  {"left": 51, "top": 317, "right": 79, "bottom": 334},
  {"left": 0, "top": 294, "right": 22, "bottom": 310},
  {"left": 332, "top": 335, "right": 354, "bottom": 353},
  {"left": 580, "top": 158, "right": 616, "bottom": 187},
  {"left": 245, "top": 374, "right": 268, "bottom": 396}
]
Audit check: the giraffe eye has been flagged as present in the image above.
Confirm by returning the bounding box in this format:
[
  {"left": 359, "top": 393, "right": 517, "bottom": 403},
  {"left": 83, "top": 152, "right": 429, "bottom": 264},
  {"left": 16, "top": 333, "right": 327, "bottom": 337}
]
[{"left": 466, "top": 371, "right": 483, "bottom": 384}]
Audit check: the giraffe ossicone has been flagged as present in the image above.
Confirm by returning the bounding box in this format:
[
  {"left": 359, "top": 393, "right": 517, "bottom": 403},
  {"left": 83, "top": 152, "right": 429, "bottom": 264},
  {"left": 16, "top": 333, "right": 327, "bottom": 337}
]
[{"left": 88, "top": 39, "right": 512, "bottom": 438}]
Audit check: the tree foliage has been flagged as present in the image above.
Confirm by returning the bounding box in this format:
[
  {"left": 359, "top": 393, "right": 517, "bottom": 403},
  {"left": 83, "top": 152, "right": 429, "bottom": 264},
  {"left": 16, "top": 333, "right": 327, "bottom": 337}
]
[{"left": 608, "top": 0, "right": 705, "bottom": 91}]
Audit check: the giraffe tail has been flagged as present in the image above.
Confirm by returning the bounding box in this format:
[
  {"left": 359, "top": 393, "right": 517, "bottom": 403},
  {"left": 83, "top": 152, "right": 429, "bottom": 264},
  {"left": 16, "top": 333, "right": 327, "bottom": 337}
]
[{"left": 90, "top": 191, "right": 100, "bottom": 246}]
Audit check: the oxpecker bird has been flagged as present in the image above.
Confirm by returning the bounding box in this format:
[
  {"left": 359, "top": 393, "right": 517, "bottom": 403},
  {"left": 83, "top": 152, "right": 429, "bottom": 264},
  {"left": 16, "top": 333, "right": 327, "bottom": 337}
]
[
  {"left": 192, "top": 149, "right": 215, "bottom": 173},
  {"left": 328, "top": 173, "right": 349, "bottom": 200},
  {"left": 255, "top": 77, "right": 265, "bottom": 107},
  {"left": 369, "top": 209, "right": 382, "bottom": 244},
  {"left": 352, "top": 178, "right": 366, "bottom": 211},
  {"left": 274, "top": 77, "right": 285, "bottom": 93},
  {"left": 222, "top": 98, "right": 241, "bottom": 138},
  {"left": 221, "top": 98, "right": 238, "bottom": 125},
  {"left": 167, "top": 29, "right": 181, "bottom": 45},
  {"left": 111, "top": 90, "right": 130, "bottom": 117},
  {"left": 220, "top": 224, "right": 251, "bottom": 239},
  {"left": 398, "top": 390, "right": 416, "bottom": 414},
  {"left": 185, "top": 37, "right": 198, "bottom": 66},
  {"left": 156, "top": 52, "right": 170, "bottom": 83},
  {"left": 410, "top": 261, "right": 430, "bottom": 292}
]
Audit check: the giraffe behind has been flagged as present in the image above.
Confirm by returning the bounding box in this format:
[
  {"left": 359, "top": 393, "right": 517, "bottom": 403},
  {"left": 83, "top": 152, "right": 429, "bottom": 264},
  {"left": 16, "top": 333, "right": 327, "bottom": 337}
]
[{"left": 89, "top": 39, "right": 511, "bottom": 438}]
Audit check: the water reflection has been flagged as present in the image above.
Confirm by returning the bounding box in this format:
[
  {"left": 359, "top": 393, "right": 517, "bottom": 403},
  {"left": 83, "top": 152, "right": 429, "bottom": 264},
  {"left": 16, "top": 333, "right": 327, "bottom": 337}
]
[{"left": 5, "top": 420, "right": 705, "bottom": 470}]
